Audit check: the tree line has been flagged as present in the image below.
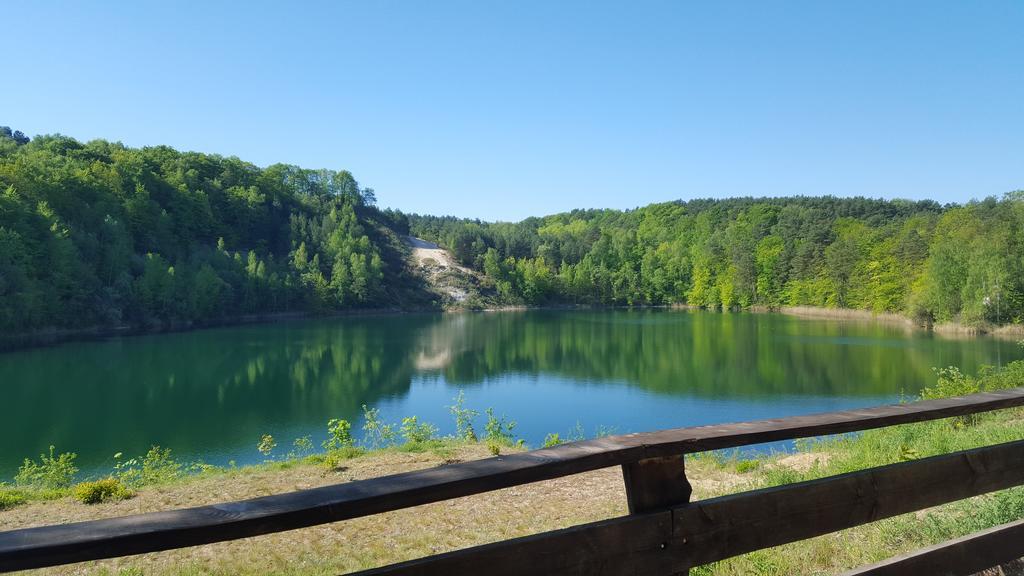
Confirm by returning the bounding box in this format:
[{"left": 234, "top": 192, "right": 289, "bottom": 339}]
[
  {"left": 0, "top": 128, "right": 418, "bottom": 334},
  {"left": 409, "top": 195, "right": 1024, "bottom": 326},
  {"left": 3, "top": 126, "right": 1021, "bottom": 334}
]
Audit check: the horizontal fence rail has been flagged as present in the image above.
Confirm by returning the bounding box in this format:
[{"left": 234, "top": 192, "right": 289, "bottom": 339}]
[
  {"left": 841, "top": 518, "right": 1024, "bottom": 576},
  {"left": 358, "top": 439, "right": 1024, "bottom": 575},
  {"left": 3, "top": 387, "right": 1024, "bottom": 573}
]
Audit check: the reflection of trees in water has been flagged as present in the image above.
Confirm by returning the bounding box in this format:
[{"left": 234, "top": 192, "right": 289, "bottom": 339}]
[
  {"left": 0, "top": 317, "right": 433, "bottom": 475},
  {"left": 438, "top": 311, "right": 1011, "bottom": 397},
  {"left": 0, "top": 310, "right": 1016, "bottom": 476}
]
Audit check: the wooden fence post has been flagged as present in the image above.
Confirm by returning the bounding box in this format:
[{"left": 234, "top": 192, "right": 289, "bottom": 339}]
[
  {"left": 622, "top": 454, "right": 693, "bottom": 575},
  {"left": 622, "top": 454, "right": 693, "bottom": 514}
]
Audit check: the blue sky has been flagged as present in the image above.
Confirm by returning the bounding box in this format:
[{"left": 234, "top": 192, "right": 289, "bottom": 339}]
[{"left": 4, "top": 1, "right": 1021, "bottom": 221}]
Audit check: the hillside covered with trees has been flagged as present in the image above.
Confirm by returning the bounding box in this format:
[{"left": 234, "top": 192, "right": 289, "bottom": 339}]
[
  {"left": 0, "top": 128, "right": 421, "bottom": 336},
  {"left": 410, "top": 195, "right": 1024, "bottom": 327},
  {"left": 2, "top": 126, "right": 1022, "bottom": 337}
]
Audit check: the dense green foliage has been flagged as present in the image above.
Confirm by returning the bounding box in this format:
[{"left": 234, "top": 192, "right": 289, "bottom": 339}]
[
  {"left": 0, "top": 128, "right": 418, "bottom": 334},
  {"left": 3, "top": 126, "right": 1021, "bottom": 333},
  {"left": 410, "top": 195, "right": 1024, "bottom": 326}
]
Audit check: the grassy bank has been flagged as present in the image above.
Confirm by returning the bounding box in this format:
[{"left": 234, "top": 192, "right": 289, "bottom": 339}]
[{"left": 6, "top": 362, "right": 1024, "bottom": 574}]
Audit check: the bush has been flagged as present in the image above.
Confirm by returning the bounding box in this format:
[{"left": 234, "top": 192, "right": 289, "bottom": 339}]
[
  {"left": 15, "top": 446, "right": 78, "bottom": 490},
  {"left": 322, "top": 419, "right": 354, "bottom": 451},
  {"left": 0, "top": 488, "right": 26, "bottom": 510},
  {"left": 921, "top": 366, "right": 978, "bottom": 400},
  {"left": 735, "top": 459, "right": 760, "bottom": 473},
  {"left": 258, "top": 434, "right": 277, "bottom": 457},
  {"left": 73, "top": 478, "right": 133, "bottom": 504},
  {"left": 315, "top": 446, "right": 364, "bottom": 470},
  {"left": 484, "top": 408, "right": 517, "bottom": 446},
  {"left": 400, "top": 416, "right": 439, "bottom": 445},
  {"left": 362, "top": 405, "right": 397, "bottom": 449},
  {"left": 290, "top": 436, "right": 314, "bottom": 458},
  {"left": 542, "top": 433, "right": 563, "bottom": 448},
  {"left": 140, "top": 446, "right": 182, "bottom": 485},
  {"left": 449, "top": 391, "right": 479, "bottom": 441}
]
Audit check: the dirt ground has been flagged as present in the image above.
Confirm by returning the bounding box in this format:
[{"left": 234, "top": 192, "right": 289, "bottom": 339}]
[{"left": 6, "top": 446, "right": 745, "bottom": 575}]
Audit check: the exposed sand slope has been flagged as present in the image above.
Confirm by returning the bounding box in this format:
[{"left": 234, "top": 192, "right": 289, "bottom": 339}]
[{"left": 406, "top": 236, "right": 479, "bottom": 303}]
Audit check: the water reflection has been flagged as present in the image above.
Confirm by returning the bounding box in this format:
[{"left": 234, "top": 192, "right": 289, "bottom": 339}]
[{"left": 0, "top": 310, "right": 1019, "bottom": 476}]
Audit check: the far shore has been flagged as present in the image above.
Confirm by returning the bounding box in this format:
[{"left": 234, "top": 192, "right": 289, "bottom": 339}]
[{"left": 3, "top": 302, "right": 1021, "bottom": 353}]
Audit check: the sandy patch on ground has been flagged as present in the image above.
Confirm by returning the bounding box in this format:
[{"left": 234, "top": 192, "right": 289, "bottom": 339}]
[{"left": 774, "top": 452, "right": 832, "bottom": 473}]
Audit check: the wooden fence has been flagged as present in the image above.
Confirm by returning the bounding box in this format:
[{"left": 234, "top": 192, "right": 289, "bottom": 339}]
[{"left": 4, "top": 388, "right": 1024, "bottom": 574}]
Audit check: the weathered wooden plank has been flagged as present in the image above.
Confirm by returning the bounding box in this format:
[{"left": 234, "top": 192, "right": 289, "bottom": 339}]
[
  {"left": 357, "top": 439, "right": 1024, "bottom": 576},
  {"left": 3, "top": 388, "right": 1024, "bottom": 571},
  {"left": 674, "top": 438, "right": 1024, "bottom": 568},
  {"left": 840, "top": 519, "right": 1024, "bottom": 576},
  {"left": 622, "top": 455, "right": 692, "bottom": 514},
  {"left": 357, "top": 510, "right": 678, "bottom": 576}
]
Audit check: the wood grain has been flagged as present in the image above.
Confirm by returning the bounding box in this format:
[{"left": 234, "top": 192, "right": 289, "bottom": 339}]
[
  {"left": 357, "top": 439, "right": 1024, "bottom": 575},
  {"left": 840, "top": 519, "right": 1024, "bottom": 576}
]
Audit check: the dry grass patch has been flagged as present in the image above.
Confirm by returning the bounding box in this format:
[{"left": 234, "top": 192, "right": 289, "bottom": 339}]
[{"left": 7, "top": 445, "right": 742, "bottom": 576}]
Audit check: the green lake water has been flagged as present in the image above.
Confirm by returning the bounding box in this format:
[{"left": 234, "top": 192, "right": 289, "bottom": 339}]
[{"left": 2, "top": 309, "right": 1021, "bottom": 478}]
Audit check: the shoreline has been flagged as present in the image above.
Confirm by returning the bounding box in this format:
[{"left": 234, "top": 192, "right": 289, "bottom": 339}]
[{"left": 3, "top": 302, "right": 1021, "bottom": 353}]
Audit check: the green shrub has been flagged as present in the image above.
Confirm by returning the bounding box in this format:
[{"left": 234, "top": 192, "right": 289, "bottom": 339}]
[
  {"left": 362, "top": 405, "right": 397, "bottom": 448},
  {"left": 449, "top": 391, "right": 479, "bottom": 441},
  {"left": 542, "top": 433, "right": 563, "bottom": 448},
  {"left": 140, "top": 446, "right": 182, "bottom": 485},
  {"left": 322, "top": 419, "right": 353, "bottom": 451},
  {"left": 257, "top": 434, "right": 277, "bottom": 457},
  {"left": 289, "top": 436, "right": 314, "bottom": 459},
  {"left": 400, "top": 416, "right": 439, "bottom": 444},
  {"left": 567, "top": 421, "right": 586, "bottom": 442},
  {"left": 15, "top": 446, "right": 78, "bottom": 490},
  {"left": 921, "top": 366, "right": 978, "bottom": 400},
  {"left": 315, "top": 446, "right": 364, "bottom": 470},
  {"left": 735, "top": 459, "right": 760, "bottom": 473},
  {"left": 73, "top": 478, "right": 133, "bottom": 504},
  {"left": 0, "top": 488, "right": 26, "bottom": 510},
  {"left": 484, "top": 408, "right": 517, "bottom": 446}
]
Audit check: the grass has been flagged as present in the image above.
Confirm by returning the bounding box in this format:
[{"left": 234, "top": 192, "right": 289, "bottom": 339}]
[{"left": 6, "top": 360, "right": 1024, "bottom": 574}]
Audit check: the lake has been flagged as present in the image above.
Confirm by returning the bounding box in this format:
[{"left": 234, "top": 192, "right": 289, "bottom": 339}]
[{"left": 2, "top": 309, "right": 1021, "bottom": 479}]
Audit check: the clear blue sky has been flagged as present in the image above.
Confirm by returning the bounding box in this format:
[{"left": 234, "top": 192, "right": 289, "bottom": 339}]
[{"left": 4, "top": 1, "right": 1021, "bottom": 221}]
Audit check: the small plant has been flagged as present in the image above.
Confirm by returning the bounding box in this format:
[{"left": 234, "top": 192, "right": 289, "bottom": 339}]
[
  {"left": 290, "top": 436, "right": 315, "bottom": 459},
  {"left": 112, "top": 452, "right": 142, "bottom": 487},
  {"left": 487, "top": 442, "right": 501, "bottom": 456},
  {"left": 362, "top": 405, "right": 397, "bottom": 449},
  {"left": 484, "top": 408, "right": 517, "bottom": 446},
  {"left": 898, "top": 445, "right": 921, "bottom": 461},
  {"left": 923, "top": 367, "right": 981, "bottom": 426},
  {"left": 542, "top": 433, "right": 563, "bottom": 448},
  {"left": 0, "top": 487, "right": 25, "bottom": 510},
  {"left": 15, "top": 446, "right": 78, "bottom": 490},
  {"left": 316, "top": 446, "right": 364, "bottom": 470},
  {"left": 140, "top": 446, "right": 182, "bottom": 484},
  {"left": 567, "top": 421, "right": 586, "bottom": 442},
  {"left": 322, "top": 419, "right": 354, "bottom": 451},
  {"left": 73, "top": 478, "right": 133, "bottom": 504},
  {"left": 449, "top": 391, "right": 479, "bottom": 441},
  {"left": 258, "top": 434, "right": 277, "bottom": 458},
  {"left": 400, "top": 416, "right": 439, "bottom": 445},
  {"left": 735, "top": 459, "right": 760, "bottom": 473}
]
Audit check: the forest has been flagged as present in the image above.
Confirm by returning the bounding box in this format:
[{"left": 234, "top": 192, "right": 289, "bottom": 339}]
[
  {"left": 409, "top": 196, "right": 1024, "bottom": 327},
  {"left": 1, "top": 126, "right": 1022, "bottom": 335},
  {"left": 0, "top": 127, "right": 418, "bottom": 335}
]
